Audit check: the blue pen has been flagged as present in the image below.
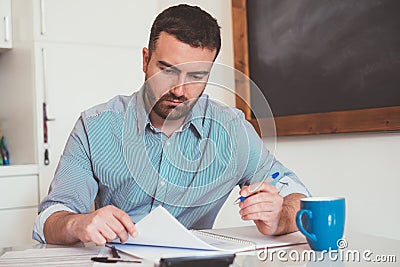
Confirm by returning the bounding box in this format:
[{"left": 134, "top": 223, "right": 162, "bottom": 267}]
[{"left": 234, "top": 172, "right": 279, "bottom": 204}]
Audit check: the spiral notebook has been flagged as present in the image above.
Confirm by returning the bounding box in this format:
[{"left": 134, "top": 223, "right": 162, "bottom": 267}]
[{"left": 112, "top": 206, "right": 306, "bottom": 253}]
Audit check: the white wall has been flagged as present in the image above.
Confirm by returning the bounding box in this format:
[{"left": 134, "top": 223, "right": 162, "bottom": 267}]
[
  {"left": 215, "top": 125, "right": 400, "bottom": 241},
  {"left": 275, "top": 132, "right": 400, "bottom": 240}
]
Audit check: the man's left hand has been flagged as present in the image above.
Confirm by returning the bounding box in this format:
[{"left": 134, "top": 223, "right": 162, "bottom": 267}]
[{"left": 239, "top": 182, "right": 283, "bottom": 235}]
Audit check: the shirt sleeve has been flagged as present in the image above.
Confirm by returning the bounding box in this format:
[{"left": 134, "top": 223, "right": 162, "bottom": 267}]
[
  {"left": 32, "top": 116, "right": 99, "bottom": 243},
  {"left": 32, "top": 204, "right": 75, "bottom": 243},
  {"left": 233, "top": 113, "right": 310, "bottom": 197}
]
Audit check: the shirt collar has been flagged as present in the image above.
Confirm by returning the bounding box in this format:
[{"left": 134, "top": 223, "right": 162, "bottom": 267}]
[
  {"left": 135, "top": 86, "right": 150, "bottom": 136},
  {"left": 135, "top": 86, "right": 208, "bottom": 139},
  {"left": 184, "top": 94, "right": 209, "bottom": 139}
]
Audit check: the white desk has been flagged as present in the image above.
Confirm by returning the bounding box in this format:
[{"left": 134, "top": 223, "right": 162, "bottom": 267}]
[
  {"left": 1, "top": 231, "right": 399, "bottom": 266},
  {"left": 234, "top": 231, "right": 399, "bottom": 267}
]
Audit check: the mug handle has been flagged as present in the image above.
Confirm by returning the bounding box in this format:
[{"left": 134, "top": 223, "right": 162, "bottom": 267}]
[{"left": 296, "top": 209, "right": 317, "bottom": 241}]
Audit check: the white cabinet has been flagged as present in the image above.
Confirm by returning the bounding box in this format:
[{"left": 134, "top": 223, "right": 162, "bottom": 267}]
[
  {"left": 35, "top": 43, "right": 144, "bottom": 198},
  {"left": 0, "top": 0, "right": 12, "bottom": 49},
  {"left": 0, "top": 165, "right": 39, "bottom": 247},
  {"left": 0, "top": 0, "right": 156, "bottom": 247},
  {"left": 33, "top": 0, "right": 157, "bottom": 198},
  {"left": 0, "top": 175, "right": 38, "bottom": 209},
  {"left": 0, "top": 208, "right": 38, "bottom": 247},
  {"left": 0, "top": 0, "right": 37, "bottom": 247},
  {"left": 32, "top": 0, "right": 157, "bottom": 199},
  {"left": 33, "top": 0, "right": 156, "bottom": 46}
]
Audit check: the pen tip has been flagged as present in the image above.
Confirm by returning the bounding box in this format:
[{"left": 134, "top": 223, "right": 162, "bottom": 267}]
[{"left": 234, "top": 196, "right": 246, "bottom": 205}]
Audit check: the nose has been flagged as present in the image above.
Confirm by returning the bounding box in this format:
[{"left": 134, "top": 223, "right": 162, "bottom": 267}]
[{"left": 170, "top": 74, "right": 186, "bottom": 97}]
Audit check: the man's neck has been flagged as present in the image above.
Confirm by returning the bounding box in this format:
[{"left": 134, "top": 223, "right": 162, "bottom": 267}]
[{"left": 149, "top": 111, "right": 185, "bottom": 137}]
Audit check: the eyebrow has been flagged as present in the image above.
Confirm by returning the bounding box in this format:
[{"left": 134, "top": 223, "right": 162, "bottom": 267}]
[
  {"left": 158, "top": 61, "right": 210, "bottom": 76},
  {"left": 158, "top": 61, "right": 181, "bottom": 73}
]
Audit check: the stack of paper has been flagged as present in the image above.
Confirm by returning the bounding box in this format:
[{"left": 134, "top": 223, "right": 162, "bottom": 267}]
[
  {"left": 0, "top": 247, "right": 100, "bottom": 266},
  {"left": 112, "top": 206, "right": 306, "bottom": 260}
]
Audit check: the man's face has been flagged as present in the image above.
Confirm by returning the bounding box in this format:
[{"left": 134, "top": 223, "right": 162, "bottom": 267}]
[{"left": 142, "top": 32, "right": 217, "bottom": 121}]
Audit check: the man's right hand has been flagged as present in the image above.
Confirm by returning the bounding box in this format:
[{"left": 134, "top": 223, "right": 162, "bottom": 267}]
[{"left": 44, "top": 205, "right": 137, "bottom": 245}]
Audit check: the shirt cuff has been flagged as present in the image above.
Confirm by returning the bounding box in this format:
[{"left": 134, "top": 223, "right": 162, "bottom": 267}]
[
  {"left": 32, "top": 204, "right": 75, "bottom": 243},
  {"left": 276, "top": 176, "right": 310, "bottom": 198}
]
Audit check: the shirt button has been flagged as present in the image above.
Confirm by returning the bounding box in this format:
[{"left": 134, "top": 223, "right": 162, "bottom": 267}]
[
  {"left": 165, "top": 141, "right": 170, "bottom": 146},
  {"left": 160, "top": 180, "right": 166, "bottom": 186}
]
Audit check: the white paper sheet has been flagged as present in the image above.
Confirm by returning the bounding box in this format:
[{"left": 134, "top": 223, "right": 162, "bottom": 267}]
[
  {"left": 113, "top": 205, "right": 306, "bottom": 254},
  {"left": 121, "top": 205, "right": 219, "bottom": 250}
]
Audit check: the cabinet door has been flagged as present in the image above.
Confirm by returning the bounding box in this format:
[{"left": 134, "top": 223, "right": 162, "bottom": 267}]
[
  {"left": 0, "top": 0, "right": 12, "bottom": 48},
  {"left": 34, "top": 0, "right": 156, "bottom": 46},
  {"left": 0, "top": 208, "right": 38, "bottom": 247},
  {"left": 35, "top": 43, "right": 144, "bottom": 199},
  {"left": 0, "top": 175, "right": 38, "bottom": 209}
]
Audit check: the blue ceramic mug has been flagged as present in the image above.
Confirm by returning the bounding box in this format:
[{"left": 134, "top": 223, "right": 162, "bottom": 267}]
[{"left": 296, "top": 197, "right": 346, "bottom": 251}]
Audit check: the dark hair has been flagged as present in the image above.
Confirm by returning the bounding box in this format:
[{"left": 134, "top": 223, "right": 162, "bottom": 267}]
[{"left": 148, "top": 4, "right": 221, "bottom": 61}]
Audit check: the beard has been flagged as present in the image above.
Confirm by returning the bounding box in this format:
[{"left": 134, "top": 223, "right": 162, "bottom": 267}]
[{"left": 145, "top": 83, "right": 202, "bottom": 121}]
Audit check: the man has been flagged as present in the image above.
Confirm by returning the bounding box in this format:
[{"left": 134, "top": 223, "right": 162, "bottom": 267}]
[{"left": 33, "top": 4, "right": 309, "bottom": 245}]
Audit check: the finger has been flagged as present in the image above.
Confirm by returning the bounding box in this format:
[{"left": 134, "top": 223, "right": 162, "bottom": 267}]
[
  {"left": 111, "top": 206, "right": 137, "bottom": 237},
  {"left": 239, "top": 192, "right": 277, "bottom": 209},
  {"left": 240, "top": 182, "right": 278, "bottom": 196},
  {"left": 240, "top": 202, "right": 274, "bottom": 217},
  {"left": 99, "top": 224, "right": 119, "bottom": 242},
  {"left": 106, "top": 219, "right": 129, "bottom": 243},
  {"left": 241, "top": 209, "right": 280, "bottom": 222},
  {"left": 241, "top": 211, "right": 270, "bottom": 221},
  {"left": 91, "top": 231, "right": 107, "bottom": 246}
]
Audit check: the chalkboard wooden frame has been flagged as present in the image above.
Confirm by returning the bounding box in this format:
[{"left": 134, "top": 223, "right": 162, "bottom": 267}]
[{"left": 231, "top": 0, "right": 400, "bottom": 136}]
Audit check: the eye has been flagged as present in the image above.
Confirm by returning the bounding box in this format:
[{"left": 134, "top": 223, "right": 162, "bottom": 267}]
[
  {"left": 161, "top": 67, "right": 175, "bottom": 75},
  {"left": 189, "top": 73, "right": 207, "bottom": 81}
]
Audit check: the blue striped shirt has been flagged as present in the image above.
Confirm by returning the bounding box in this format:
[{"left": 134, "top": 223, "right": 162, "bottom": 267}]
[{"left": 33, "top": 87, "right": 309, "bottom": 243}]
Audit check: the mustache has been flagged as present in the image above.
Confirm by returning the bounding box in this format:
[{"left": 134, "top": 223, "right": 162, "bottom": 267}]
[{"left": 158, "top": 93, "right": 188, "bottom": 103}]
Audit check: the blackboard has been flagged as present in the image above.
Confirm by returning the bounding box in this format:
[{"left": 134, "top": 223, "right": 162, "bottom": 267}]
[{"left": 231, "top": 0, "right": 400, "bottom": 136}]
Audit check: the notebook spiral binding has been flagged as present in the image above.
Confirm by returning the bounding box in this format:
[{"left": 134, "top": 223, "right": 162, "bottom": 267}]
[{"left": 192, "top": 230, "right": 257, "bottom": 248}]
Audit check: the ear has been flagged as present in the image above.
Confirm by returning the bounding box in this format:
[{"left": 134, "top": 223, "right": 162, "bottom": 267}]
[{"left": 142, "top": 47, "right": 149, "bottom": 73}]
